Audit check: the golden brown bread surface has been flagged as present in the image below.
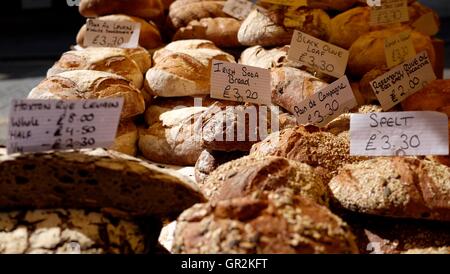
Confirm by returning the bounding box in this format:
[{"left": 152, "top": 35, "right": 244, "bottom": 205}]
[
  {"left": 201, "top": 155, "right": 329, "bottom": 206},
  {"left": 173, "top": 17, "right": 241, "bottom": 47},
  {"left": 168, "top": 0, "right": 229, "bottom": 29},
  {"left": 76, "top": 15, "right": 163, "bottom": 50},
  {"left": 401, "top": 79, "right": 450, "bottom": 113},
  {"left": 173, "top": 190, "right": 359, "bottom": 254},
  {"left": 79, "top": 0, "right": 164, "bottom": 20},
  {"left": 348, "top": 27, "right": 436, "bottom": 77},
  {"left": 250, "top": 126, "right": 368, "bottom": 181},
  {"left": 329, "top": 157, "right": 450, "bottom": 221},
  {"left": 28, "top": 70, "right": 145, "bottom": 120},
  {"left": 194, "top": 150, "right": 247, "bottom": 184},
  {"left": 0, "top": 148, "right": 205, "bottom": 219},
  {"left": 110, "top": 120, "right": 139, "bottom": 156}
]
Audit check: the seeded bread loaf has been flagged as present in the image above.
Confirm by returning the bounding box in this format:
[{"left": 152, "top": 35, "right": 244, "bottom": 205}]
[
  {"left": 79, "top": 0, "right": 164, "bottom": 21},
  {"left": 0, "top": 209, "right": 160, "bottom": 254},
  {"left": 28, "top": 70, "right": 145, "bottom": 120},
  {"left": 194, "top": 149, "right": 247, "bottom": 184},
  {"left": 76, "top": 15, "right": 163, "bottom": 50},
  {"left": 201, "top": 155, "right": 329, "bottom": 206},
  {"left": 173, "top": 190, "right": 359, "bottom": 254},
  {"left": 0, "top": 148, "right": 205, "bottom": 219},
  {"left": 329, "top": 157, "right": 450, "bottom": 221},
  {"left": 250, "top": 126, "right": 367, "bottom": 181}
]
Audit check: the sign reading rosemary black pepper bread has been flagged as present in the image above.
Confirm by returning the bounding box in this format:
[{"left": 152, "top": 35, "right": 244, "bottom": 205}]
[
  {"left": 292, "top": 76, "right": 357, "bottom": 127},
  {"left": 384, "top": 31, "right": 416, "bottom": 68},
  {"left": 350, "top": 111, "right": 449, "bottom": 156},
  {"left": 370, "top": 0, "right": 409, "bottom": 26},
  {"left": 84, "top": 19, "right": 141, "bottom": 48},
  {"left": 210, "top": 60, "right": 271, "bottom": 105},
  {"left": 370, "top": 51, "right": 436, "bottom": 110},
  {"left": 7, "top": 98, "right": 123, "bottom": 154},
  {"left": 223, "top": 0, "right": 254, "bottom": 20},
  {"left": 288, "top": 30, "right": 349, "bottom": 79}
]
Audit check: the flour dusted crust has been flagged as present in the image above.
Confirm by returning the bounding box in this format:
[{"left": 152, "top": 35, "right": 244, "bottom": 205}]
[
  {"left": 329, "top": 157, "right": 450, "bottom": 221},
  {"left": 201, "top": 155, "right": 329, "bottom": 206},
  {"left": 173, "top": 190, "right": 358, "bottom": 254},
  {"left": 76, "top": 14, "right": 163, "bottom": 50},
  {"left": 47, "top": 47, "right": 144, "bottom": 89},
  {"left": 79, "top": 0, "right": 164, "bottom": 20},
  {"left": 168, "top": 0, "right": 229, "bottom": 29},
  {"left": 173, "top": 17, "right": 241, "bottom": 47},
  {"left": 0, "top": 148, "right": 205, "bottom": 219},
  {"left": 0, "top": 209, "right": 156, "bottom": 254},
  {"left": 28, "top": 70, "right": 145, "bottom": 120}
]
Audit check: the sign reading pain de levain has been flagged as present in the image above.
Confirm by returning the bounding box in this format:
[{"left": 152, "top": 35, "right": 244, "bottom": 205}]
[
  {"left": 7, "top": 98, "right": 123, "bottom": 154},
  {"left": 84, "top": 19, "right": 141, "bottom": 48},
  {"left": 210, "top": 60, "right": 272, "bottom": 105}
]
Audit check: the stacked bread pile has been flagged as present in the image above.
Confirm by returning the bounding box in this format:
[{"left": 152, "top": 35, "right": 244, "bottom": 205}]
[{"left": 2, "top": 0, "right": 449, "bottom": 254}]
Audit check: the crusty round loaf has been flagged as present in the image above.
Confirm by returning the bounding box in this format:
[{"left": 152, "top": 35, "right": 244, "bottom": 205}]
[
  {"left": 110, "top": 120, "right": 139, "bottom": 156},
  {"left": 0, "top": 148, "right": 205, "bottom": 219},
  {"left": 47, "top": 47, "right": 145, "bottom": 89},
  {"left": 79, "top": 0, "right": 164, "bottom": 20},
  {"left": 28, "top": 70, "right": 145, "bottom": 120},
  {"left": 194, "top": 150, "right": 247, "bottom": 184},
  {"left": 139, "top": 107, "right": 207, "bottom": 166},
  {"left": 401, "top": 79, "right": 450, "bottom": 113},
  {"left": 145, "top": 40, "right": 235, "bottom": 97},
  {"left": 76, "top": 15, "right": 163, "bottom": 50},
  {"left": 0, "top": 209, "right": 158, "bottom": 254},
  {"left": 329, "top": 157, "right": 450, "bottom": 221},
  {"left": 201, "top": 155, "right": 329, "bottom": 206},
  {"left": 173, "top": 190, "right": 359, "bottom": 254},
  {"left": 250, "top": 126, "right": 368, "bottom": 181},
  {"left": 271, "top": 67, "right": 328, "bottom": 114},
  {"left": 348, "top": 27, "right": 436, "bottom": 77},
  {"left": 282, "top": 6, "right": 331, "bottom": 41},
  {"left": 168, "top": 0, "right": 229, "bottom": 29},
  {"left": 173, "top": 17, "right": 241, "bottom": 47},
  {"left": 359, "top": 67, "right": 391, "bottom": 104},
  {"left": 239, "top": 45, "right": 291, "bottom": 69}
]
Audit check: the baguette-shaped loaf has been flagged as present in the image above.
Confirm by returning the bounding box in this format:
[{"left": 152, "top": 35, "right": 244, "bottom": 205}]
[
  {"left": 0, "top": 148, "right": 205, "bottom": 219},
  {"left": 76, "top": 14, "right": 163, "bottom": 50},
  {"left": 329, "top": 158, "right": 450, "bottom": 221},
  {"left": 28, "top": 70, "right": 145, "bottom": 120},
  {"left": 79, "top": 0, "right": 164, "bottom": 20},
  {"left": 173, "top": 190, "right": 359, "bottom": 254}
]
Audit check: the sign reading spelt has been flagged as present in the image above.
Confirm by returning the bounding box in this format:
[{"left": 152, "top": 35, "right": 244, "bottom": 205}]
[{"left": 8, "top": 98, "right": 123, "bottom": 154}]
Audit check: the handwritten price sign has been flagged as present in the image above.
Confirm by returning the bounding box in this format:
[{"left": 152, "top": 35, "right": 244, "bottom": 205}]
[
  {"left": 384, "top": 31, "right": 416, "bottom": 68},
  {"left": 350, "top": 111, "right": 449, "bottom": 156},
  {"left": 84, "top": 19, "right": 141, "bottom": 48},
  {"left": 7, "top": 98, "right": 123, "bottom": 154},
  {"left": 370, "top": 0, "right": 409, "bottom": 25}
]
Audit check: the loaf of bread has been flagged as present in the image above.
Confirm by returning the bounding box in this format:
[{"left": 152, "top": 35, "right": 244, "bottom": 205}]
[
  {"left": 79, "top": 0, "right": 164, "bottom": 21},
  {"left": 401, "top": 80, "right": 450, "bottom": 113},
  {"left": 28, "top": 70, "right": 145, "bottom": 120},
  {"left": 329, "top": 157, "right": 450, "bottom": 221},
  {"left": 145, "top": 40, "right": 235, "bottom": 97},
  {"left": 239, "top": 45, "right": 291, "bottom": 69},
  {"left": 308, "top": 0, "right": 358, "bottom": 11},
  {"left": 402, "top": 247, "right": 450, "bottom": 254},
  {"left": 0, "top": 209, "right": 158, "bottom": 254},
  {"left": 194, "top": 150, "right": 247, "bottom": 183},
  {"left": 47, "top": 47, "right": 145, "bottom": 89},
  {"left": 0, "top": 148, "right": 205, "bottom": 219},
  {"left": 152, "top": 39, "right": 221, "bottom": 62},
  {"left": 250, "top": 126, "right": 368, "bottom": 181},
  {"left": 173, "top": 17, "right": 241, "bottom": 47},
  {"left": 271, "top": 67, "right": 329, "bottom": 114},
  {"left": 139, "top": 106, "right": 207, "bottom": 166},
  {"left": 359, "top": 67, "right": 391, "bottom": 104},
  {"left": 168, "top": 0, "right": 229, "bottom": 29},
  {"left": 173, "top": 190, "right": 359, "bottom": 254},
  {"left": 76, "top": 15, "right": 163, "bottom": 50},
  {"left": 201, "top": 155, "right": 329, "bottom": 206},
  {"left": 238, "top": 8, "right": 330, "bottom": 47},
  {"left": 110, "top": 120, "right": 139, "bottom": 156},
  {"left": 348, "top": 27, "right": 436, "bottom": 77}
]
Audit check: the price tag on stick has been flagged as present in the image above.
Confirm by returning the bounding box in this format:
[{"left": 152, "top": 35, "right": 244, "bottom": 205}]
[
  {"left": 370, "top": 51, "right": 436, "bottom": 110},
  {"left": 288, "top": 30, "right": 349, "bottom": 78},
  {"left": 350, "top": 111, "right": 449, "bottom": 156},
  {"left": 292, "top": 76, "right": 358, "bottom": 127},
  {"left": 84, "top": 19, "right": 141, "bottom": 48},
  {"left": 7, "top": 98, "right": 123, "bottom": 154},
  {"left": 210, "top": 60, "right": 272, "bottom": 105}
]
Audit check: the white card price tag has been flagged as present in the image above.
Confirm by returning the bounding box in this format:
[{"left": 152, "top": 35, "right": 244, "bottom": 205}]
[
  {"left": 84, "top": 19, "right": 141, "bottom": 48},
  {"left": 350, "top": 111, "right": 449, "bottom": 156},
  {"left": 210, "top": 60, "right": 272, "bottom": 105},
  {"left": 7, "top": 98, "right": 124, "bottom": 154}
]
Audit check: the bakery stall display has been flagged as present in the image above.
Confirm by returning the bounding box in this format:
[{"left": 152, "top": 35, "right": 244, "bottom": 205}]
[{"left": 2, "top": 0, "right": 449, "bottom": 255}]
